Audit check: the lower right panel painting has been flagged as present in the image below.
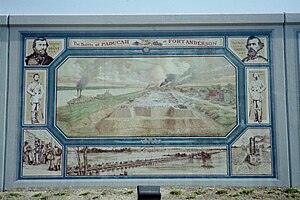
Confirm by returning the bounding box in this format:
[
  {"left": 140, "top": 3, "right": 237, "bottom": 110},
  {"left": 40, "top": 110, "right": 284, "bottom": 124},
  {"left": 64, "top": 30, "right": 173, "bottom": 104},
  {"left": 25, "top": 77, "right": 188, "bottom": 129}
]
[{"left": 231, "top": 128, "right": 272, "bottom": 175}]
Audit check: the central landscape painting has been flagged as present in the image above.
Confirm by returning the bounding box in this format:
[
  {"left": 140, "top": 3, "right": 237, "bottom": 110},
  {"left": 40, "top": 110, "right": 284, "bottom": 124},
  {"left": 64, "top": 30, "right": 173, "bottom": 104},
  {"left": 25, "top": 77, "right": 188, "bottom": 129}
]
[{"left": 56, "top": 56, "right": 237, "bottom": 137}]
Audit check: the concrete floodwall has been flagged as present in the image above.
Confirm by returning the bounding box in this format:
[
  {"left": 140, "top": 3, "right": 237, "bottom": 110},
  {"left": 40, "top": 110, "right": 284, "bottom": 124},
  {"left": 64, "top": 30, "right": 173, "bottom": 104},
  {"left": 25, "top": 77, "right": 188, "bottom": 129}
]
[
  {"left": 285, "top": 13, "right": 300, "bottom": 187},
  {"left": 1, "top": 14, "right": 299, "bottom": 190}
]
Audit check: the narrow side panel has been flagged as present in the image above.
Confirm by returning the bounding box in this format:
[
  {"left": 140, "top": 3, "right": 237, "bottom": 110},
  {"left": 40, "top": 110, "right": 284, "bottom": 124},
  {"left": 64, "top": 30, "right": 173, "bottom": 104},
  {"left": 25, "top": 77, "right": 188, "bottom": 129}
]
[
  {"left": 285, "top": 23, "right": 300, "bottom": 187},
  {"left": 0, "top": 15, "right": 9, "bottom": 191}
]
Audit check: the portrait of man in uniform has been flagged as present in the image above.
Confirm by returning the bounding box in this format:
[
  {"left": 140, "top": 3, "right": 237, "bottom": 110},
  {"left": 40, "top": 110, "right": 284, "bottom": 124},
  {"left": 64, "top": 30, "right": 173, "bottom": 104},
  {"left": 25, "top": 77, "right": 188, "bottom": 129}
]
[
  {"left": 242, "top": 36, "right": 268, "bottom": 64},
  {"left": 25, "top": 38, "right": 54, "bottom": 65},
  {"left": 27, "top": 73, "right": 44, "bottom": 124},
  {"left": 248, "top": 72, "right": 266, "bottom": 123}
]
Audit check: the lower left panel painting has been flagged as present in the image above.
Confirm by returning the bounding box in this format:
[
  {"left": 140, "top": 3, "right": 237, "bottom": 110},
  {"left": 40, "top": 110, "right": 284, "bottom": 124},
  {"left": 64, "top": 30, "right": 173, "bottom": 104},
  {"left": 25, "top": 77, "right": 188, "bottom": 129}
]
[{"left": 22, "top": 129, "right": 63, "bottom": 177}]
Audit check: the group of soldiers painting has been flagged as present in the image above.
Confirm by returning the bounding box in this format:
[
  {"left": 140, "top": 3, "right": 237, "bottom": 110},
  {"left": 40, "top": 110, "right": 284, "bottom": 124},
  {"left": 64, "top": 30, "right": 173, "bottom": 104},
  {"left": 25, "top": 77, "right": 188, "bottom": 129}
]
[{"left": 23, "top": 139, "right": 62, "bottom": 171}]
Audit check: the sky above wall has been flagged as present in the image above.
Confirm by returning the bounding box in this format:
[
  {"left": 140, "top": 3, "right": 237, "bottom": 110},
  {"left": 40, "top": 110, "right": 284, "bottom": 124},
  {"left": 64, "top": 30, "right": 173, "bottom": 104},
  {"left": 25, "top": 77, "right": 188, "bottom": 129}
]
[{"left": 0, "top": 0, "right": 300, "bottom": 15}]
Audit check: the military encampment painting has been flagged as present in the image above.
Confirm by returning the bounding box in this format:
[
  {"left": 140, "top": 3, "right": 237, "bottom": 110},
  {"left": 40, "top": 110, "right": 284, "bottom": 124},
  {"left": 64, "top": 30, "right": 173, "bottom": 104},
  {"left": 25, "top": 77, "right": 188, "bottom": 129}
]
[{"left": 56, "top": 56, "right": 237, "bottom": 138}]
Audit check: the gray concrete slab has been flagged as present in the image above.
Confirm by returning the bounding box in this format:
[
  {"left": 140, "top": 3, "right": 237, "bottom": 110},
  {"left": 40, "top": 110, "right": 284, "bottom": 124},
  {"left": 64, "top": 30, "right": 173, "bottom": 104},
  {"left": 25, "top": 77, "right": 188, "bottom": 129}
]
[
  {"left": 0, "top": 15, "right": 9, "bottom": 191},
  {"left": 285, "top": 13, "right": 300, "bottom": 187},
  {"left": 286, "top": 13, "right": 300, "bottom": 24},
  {"left": 8, "top": 14, "right": 284, "bottom": 26}
]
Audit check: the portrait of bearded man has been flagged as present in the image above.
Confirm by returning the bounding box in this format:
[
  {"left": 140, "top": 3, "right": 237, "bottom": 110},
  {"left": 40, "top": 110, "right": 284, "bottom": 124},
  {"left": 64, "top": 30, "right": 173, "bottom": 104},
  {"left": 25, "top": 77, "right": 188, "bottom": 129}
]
[
  {"left": 242, "top": 36, "right": 268, "bottom": 64},
  {"left": 25, "top": 38, "right": 54, "bottom": 65}
]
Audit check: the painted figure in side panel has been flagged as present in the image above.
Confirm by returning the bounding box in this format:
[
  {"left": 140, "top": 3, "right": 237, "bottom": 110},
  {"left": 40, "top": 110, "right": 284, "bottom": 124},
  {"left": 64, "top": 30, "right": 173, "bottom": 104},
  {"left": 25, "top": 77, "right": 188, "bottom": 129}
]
[
  {"left": 242, "top": 36, "right": 268, "bottom": 63},
  {"left": 249, "top": 72, "right": 266, "bottom": 123},
  {"left": 25, "top": 38, "right": 54, "bottom": 65},
  {"left": 23, "top": 141, "right": 33, "bottom": 164},
  {"left": 27, "top": 73, "right": 44, "bottom": 124}
]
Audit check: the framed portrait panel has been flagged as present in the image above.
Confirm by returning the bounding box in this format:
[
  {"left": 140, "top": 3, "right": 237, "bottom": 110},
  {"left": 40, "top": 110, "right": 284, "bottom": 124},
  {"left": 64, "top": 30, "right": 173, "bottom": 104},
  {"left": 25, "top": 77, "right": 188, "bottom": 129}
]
[
  {"left": 246, "top": 68, "right": 270, "bottom": 124},
  {"left": 23, "top": 70, "right": 47, "bottom": 125}
]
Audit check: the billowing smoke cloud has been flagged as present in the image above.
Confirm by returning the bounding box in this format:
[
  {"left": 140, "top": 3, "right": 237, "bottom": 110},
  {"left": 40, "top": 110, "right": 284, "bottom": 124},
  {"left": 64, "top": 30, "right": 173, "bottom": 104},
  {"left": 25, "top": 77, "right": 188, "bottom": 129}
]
[
  {"left": 76, "top": 77, "right": 89, "bottom": 97},
  {"left": 76, "top": 60, "right": 100, "bottom": 97},
  {"left": 160, "top": 73, "right": 179, "bottom": 87}
]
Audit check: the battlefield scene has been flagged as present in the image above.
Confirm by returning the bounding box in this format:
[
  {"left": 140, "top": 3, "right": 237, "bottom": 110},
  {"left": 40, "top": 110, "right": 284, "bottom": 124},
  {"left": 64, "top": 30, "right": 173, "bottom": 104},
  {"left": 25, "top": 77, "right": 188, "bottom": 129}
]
[
  {"left": 66, "top": 146, "right": 227, "bottom": 176},
  {"left": 22, "top": 129, "right": 62, "bottom": 176},
  {"left": 56, "top": 56, "right": 237, "bottom": 137},
  {"left": 231, "top": 129, "right": 272, "bottom": 175}
]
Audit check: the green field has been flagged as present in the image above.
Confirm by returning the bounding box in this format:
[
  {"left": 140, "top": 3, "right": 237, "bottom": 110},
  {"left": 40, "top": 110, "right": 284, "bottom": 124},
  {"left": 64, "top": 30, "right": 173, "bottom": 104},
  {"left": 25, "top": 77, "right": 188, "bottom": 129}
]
[
  {"left": 56, "top": 90, "right": 147, "bottom": 135},
  {"left": 195, "top": 100, "right": 236, "bottom": 134}
]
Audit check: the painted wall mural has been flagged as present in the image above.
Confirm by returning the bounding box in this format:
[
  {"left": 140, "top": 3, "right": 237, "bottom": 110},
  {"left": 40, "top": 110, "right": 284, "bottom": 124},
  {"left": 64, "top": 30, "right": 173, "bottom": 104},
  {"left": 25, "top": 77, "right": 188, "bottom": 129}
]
[
  {"left": 66, "top": 146, "right": 228, "bottom": 176},
  {"left": 231, "top": 128, "right": 272, "bottom": 175},
  {"left": 56, "top": 56, "right": 237, "bottom": 137},
  {"left": 24, "top": 70, "right": 47, "bottom": 125},
  {"left": 20, "top": 33, "right": 274, "bottom": 179},
  {"left": 22, "top": 129, "right": 63, "bottom": 177},
  {"left": 247, "top": 68, "right": 270, "bottom": 124}
]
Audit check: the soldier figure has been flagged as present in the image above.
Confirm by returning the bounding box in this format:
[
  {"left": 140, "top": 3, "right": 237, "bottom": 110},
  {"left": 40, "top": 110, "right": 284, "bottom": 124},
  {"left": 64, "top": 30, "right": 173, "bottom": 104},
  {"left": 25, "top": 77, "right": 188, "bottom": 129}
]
[
  {"left": 23, "top": 141, "right": 29, "bottom": 163},
  {"left": 33, "top": 140, "right": 41, "bottom": 165},
  {"left": 53, "top": 146, "right": 62, "bottom": 171},
  {"left": 249, "top": 72, "right": 266, "bottom": 123},
  {"left": 27, "top": 73, "right": 44, "bottom": 124},
  {"left": 46, "top": 143, "right": 55, "bottom": 171}
]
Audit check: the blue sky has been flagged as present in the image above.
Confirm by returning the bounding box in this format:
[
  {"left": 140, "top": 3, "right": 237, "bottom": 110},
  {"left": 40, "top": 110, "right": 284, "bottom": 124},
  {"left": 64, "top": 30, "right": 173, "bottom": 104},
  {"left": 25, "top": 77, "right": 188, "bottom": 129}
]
[{"left": 1, "top": 0, "right": 300, "bottom": 15}]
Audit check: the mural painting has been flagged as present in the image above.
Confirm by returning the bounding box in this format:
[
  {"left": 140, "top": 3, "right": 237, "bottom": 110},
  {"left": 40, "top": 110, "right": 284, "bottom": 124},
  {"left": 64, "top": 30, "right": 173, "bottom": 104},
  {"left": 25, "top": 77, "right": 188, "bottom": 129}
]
[
  {"left": 22, "top": 129, "right": 63, "bottom": 176},
  {"left": 25, "top": 38, "right": 64, "bottom": 66},
  {"left": 247, "top": 68, "right": 270, "bottom": 124},
  {"left": 56, "top": 56, "right": 237, "bottom": 138},
  {"left": 24, "top": 37, "right": 64, "bottom": 66},
  {"left": 24, "top": 70, "right": 47, "bottom": 125},
  {"left": 67, "top": 146, "right": 227, "bottom": 176},
  {"left": 19, "top": 35, "right": 274, "bottom": 180},
  {"left": 231, "top": 128, "right": 272, "bottom": 175},
  {"left": 228, "top": 36, "right": 268, "bottom": 64}
]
